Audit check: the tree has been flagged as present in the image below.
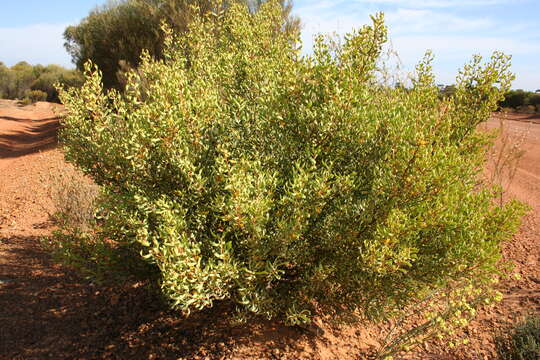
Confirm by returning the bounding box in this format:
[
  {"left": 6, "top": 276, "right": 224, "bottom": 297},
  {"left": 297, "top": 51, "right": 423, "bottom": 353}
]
[
  {"left": 10, "top": 62, "right": 35, "bottom": 99},
  {"left": 0, "top": 63, "right": 13, "bottom": 99},
  {"left": 30, "top": 64, "right": 84, "bottom": 102},
  {"left": 64, "top": 0, "right": 300, "bottom": 89},
  {"left": 528, "top": 93, "right": 540, "bottom": 113}
]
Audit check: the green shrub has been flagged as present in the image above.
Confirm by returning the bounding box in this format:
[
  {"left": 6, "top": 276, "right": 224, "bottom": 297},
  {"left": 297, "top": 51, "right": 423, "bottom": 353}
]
[
  {"left": 0, "top": 63, "right": 13, "bottom": 99},
  {"left": 497, "top": 315, "right": 540, "bottom": 360},
  {"left": 439, "top": 84, "right": 456, "bottom": 99},
  {"left": 9, "top": 61, "right": 35, "bottom": 99},
  {"left": 499, "top": 90, "right": 540, "bottom": 112},
  {"left": 500, "top": 89, "right": 528, "bottom": 109},
  {"left": 58, "top": 1, "right": 525, "bottom": 324},
  {"left": 528, "top": 93, "right": 540, "bottom": 113},
  {"left": 19, "top": 97, "right": 32, "bottom": 106}
]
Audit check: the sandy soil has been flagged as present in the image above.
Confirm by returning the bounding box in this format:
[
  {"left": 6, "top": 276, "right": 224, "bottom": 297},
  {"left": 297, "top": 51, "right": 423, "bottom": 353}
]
[{"left": 0, "top": 100, "right": 538, "bottom": 359}]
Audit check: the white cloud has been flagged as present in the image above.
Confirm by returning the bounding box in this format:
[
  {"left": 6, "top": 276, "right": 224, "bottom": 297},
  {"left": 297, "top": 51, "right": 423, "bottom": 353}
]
[
  {"left": 391, "top": 34, "right": 540, "bottom": 86},
  {"left": 0, "top": 24, "right": 72, "bottom": 67},
  {"left": 355, "top": 0, "right": 514, "bottom": 8},
  {"left": 296, "top": 4, "right": 370, "bottom": 54},
  {"left": 392, "top": 35, "right": 540, "bottom": 59},
  {"left": 384, "top": 8, "right": 494, "bottom": 34},
  {"left": 296, "top": 2, "right": 498, "bottom": 52}
]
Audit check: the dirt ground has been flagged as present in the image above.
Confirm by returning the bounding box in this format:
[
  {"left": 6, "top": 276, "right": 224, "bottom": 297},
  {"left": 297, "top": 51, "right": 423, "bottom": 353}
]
[{"left": 0, "top": 100, "right": 538, "bottom": 359}]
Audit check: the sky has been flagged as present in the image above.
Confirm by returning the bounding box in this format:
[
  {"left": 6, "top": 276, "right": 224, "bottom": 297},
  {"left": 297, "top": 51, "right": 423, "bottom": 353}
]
[{"left": 0, "top": 0, "right": 538, "bottom": 90}]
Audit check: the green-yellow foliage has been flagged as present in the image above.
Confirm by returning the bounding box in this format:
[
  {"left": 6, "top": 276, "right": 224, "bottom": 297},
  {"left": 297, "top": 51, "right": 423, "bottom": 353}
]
[{"left": 58, "top": 1, "right": 526, "bottom": 325}]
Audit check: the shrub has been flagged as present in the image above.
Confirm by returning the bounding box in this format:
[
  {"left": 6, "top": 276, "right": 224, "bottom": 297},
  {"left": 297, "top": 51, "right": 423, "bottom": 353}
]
[
  {"left": 439, "top": 84, "right": 456, "bottom": 99},
  {"left": 0, "top": 62, "right": 13, "bottom": 98},
  {"left": 528, "top": 93, "right": 540, "bottom": 113},
  {"left": 31, "top": 66, "right": 84, "bottom": 102},
  {"left": 497, "top": 315, "right": 540, "bottom": 360},
  {"left": 24, "top": 89, "right": 48, "bottom": 103},
  {"left": 58, "top": 1, "right": 525, "bottom": 325},
  {"left": 46, "top": 163, "right": 100, "bottom": 231},
  {"left": 499, "top": 90, "right": 540, "bottom": 112},
  {"left": 9, "top": 61, "right": 35, "bottom": 99}
]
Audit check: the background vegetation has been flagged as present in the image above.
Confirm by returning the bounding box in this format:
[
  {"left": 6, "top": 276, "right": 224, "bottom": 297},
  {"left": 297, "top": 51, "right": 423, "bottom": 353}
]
[
  {"left": 438, "top": 85, "right": 539, "bottom": 113},
  {"left": 498, "top": 89, "right": 540, "bottom": 113},
  {"left": 0, "top": 61, "right": 82, "bottom": 103}
]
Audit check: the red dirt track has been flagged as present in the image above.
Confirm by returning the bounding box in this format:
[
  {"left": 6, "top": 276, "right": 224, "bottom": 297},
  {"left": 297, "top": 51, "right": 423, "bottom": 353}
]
[{"left": 0, "top": 100, "right": 538, "bottom": 359}]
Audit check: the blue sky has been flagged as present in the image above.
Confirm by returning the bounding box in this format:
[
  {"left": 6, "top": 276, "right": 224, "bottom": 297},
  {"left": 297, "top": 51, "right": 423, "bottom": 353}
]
[{"left": 1, "top": 0, "right": 538, "bottom": 89}]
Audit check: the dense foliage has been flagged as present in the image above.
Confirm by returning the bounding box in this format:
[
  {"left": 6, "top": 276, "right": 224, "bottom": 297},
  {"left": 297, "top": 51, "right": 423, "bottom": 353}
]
[
  {"left": 59, "top": 1, "right": 525, "bottom": 324},
  {"left": 0, "top": 61, "right": 82, "bottom": 103},
  {"left": 64, "top": 0, "right": 299, "bottom": 89}
]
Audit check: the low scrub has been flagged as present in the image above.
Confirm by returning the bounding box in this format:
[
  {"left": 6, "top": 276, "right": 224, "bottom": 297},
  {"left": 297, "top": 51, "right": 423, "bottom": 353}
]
[
  {"left": 58, "top": 0, "right": 525, "bottom": 329},
  {"left": 23, "top": 89, "right": 48, "bottom": 104},
  {"left": 497, "top": 315, "right": 540, "bottom": 360},
  {"left": 44, "top": 163, "right": 154, "bottom": 283},
  {"left": 46, "top": 163, "right": 100, "bottom": 231}
]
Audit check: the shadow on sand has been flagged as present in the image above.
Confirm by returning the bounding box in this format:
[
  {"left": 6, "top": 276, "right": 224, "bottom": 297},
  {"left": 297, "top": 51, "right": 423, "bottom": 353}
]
[
  {"left": 0, "top": 235, "right": 316, "bottom": 360},
  {"left": 0, "top": 117, "right": 59, "bottom": 159}
]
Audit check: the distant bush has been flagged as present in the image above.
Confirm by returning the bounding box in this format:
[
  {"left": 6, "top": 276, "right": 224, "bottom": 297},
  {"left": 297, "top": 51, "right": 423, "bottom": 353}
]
[
  {"left": 528, "top": 93, "right": 540, "bottom": 113},
  {"left": 59, "top": 1, "right": 525, "bottom": 328},
  {"left": 24, "top": 89, "right": 48, "bottom": 103},
  {"left": 30, "top": 65, "right": 84, "bottom": 102},
  {"left": 439, "top": 84, "right": 457, "bottom": 99},
  {"left": 517, "top": 105, "right": 536, "bottom": 114},
  {"left": 497, "top": 315, "right": 540, "bottom": 360},
  {"left": 9, "top": 61, "right": 35, "bottom": 99}
]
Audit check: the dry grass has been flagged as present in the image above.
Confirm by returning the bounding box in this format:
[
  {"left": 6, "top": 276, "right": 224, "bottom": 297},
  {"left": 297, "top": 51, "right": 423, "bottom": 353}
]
[
  {"left": 44, "top": 160, "right": 99, "bottom": 231},
  {"left": 485, "top": 116, "right": 529, "bottom": 204}
]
